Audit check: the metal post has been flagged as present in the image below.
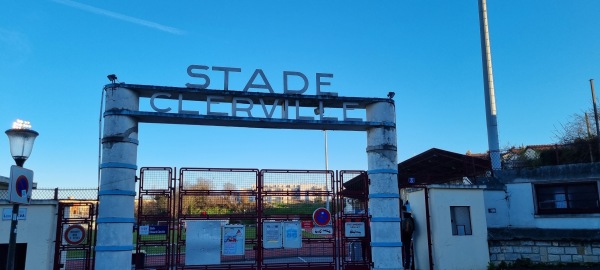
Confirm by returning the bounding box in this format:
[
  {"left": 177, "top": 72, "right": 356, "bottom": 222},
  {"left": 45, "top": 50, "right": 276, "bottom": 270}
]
[
  {"left": 478, "top": 0, "right": 502, "bottom": 170},
  {"left": 590, "top": 79, "right": 600, "bottom": 157},
  {"left": 585, "top": 113, "right": 594, "bottom": 162},
  {"left": 6, "top": 204, "right": 19, "bottom": 270},
  {"left": 324, "top": 130, "right": 330, "bottom": 211}
]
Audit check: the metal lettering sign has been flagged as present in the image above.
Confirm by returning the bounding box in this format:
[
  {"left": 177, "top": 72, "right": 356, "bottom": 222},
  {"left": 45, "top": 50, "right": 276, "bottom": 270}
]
[
  {"left": 185, "top": 65, "right": 339, "bottom": 96},
  {"left": 107, "top": 83, "right": 395, "bottom": 131}
]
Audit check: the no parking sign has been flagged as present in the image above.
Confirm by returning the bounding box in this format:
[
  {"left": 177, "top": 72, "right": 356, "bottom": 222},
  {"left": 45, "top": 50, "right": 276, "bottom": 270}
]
[
  {"left": 312, "top": 207, "right": 331, "bottom": 226},
  {"left": 9, "top": 165, "right": 33, "bottom": 204}
]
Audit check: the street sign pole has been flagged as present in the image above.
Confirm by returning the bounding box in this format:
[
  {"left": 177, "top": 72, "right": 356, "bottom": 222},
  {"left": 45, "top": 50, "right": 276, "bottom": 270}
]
[
  {"left": 6, "top": 204, "right": 19, "bottom": 270},
  {"left": 6, "top": 166, "right": 33, "bottom": 270}
]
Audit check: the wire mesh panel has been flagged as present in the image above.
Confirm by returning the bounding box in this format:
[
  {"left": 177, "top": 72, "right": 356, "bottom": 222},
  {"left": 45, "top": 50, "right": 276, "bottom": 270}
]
[
  {"left": 137, "top": 167, "right": 174, "bottom": 270},
  {"left": 260, "top": 170, "right": 336, "bottom": 270},
  {"left": 31, "top": 188, "right": 98, "bottom": 200},
  {"left": 338, "top": 171, "right": 370, "bottom": 270},
  {"left": 176, "top": 168, "right": 259, "bottom": 270},
  {"left": 53, "top": 202, "right": 96, "bottom": 270}
]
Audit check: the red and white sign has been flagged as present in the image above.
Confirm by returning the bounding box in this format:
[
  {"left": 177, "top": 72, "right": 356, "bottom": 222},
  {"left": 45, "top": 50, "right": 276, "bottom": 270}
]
[
  {"left": 312, "top": 208, "right": 331, "bottom": 226},
  {"left": 9, "top": 165, "right": 33, "bottom": 204},
  {"left": 64, "top": 225, "right": 86, "bottom": 245},
  {"left": 301, "top": 220, "right": 314, "bottom": 231}
]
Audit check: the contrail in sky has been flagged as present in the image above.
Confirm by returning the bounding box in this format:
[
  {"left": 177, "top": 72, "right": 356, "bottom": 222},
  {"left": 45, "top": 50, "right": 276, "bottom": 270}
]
[{"left": 52, "top": 0, "right": 186, "bottom": 35}]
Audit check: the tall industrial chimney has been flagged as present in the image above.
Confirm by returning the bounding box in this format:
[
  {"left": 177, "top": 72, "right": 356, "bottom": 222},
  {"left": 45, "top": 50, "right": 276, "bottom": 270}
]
[{"left": 478, "top": 0, "right": 501, "bottom": 170}]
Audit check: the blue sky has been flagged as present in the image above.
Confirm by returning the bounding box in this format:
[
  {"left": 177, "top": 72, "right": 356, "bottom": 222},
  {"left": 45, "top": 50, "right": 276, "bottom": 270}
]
[{"left": 1, "top": 0, "right": 599, "bottom": 188}]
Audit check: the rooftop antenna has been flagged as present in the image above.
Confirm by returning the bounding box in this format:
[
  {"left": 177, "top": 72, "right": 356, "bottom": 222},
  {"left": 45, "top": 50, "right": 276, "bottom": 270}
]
[{"left": 478, "top": 0, "right": 501, "bottom": 171}]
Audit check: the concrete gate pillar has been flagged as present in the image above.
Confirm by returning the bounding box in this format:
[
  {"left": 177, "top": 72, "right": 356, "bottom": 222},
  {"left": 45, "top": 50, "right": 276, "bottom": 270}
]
[
  {"left": 95, "top": 86, "right": 139, "bottom": 270},
  {"left": 366, "top": 101, "right": 401, "bottom": 269}
]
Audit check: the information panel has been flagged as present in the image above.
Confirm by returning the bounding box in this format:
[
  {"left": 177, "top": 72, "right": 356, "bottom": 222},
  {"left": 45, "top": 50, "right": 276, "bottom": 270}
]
[
  {"left": 262, "top": 221, "right": 282, "bottom": 249},
  {"left": 282, "top": 221, "right": 302, "bottom": 248},
  {"left": 186, "top": 220, "right": 221, "bottom": 265},
  {"left": 222, "top": 225, "right": 245, "bottom": 256}
]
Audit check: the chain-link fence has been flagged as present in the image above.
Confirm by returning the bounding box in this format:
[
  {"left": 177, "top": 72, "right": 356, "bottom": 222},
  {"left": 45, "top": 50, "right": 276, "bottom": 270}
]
[{"left": 0, "top": 188, "right": 98, "bottom": 201}]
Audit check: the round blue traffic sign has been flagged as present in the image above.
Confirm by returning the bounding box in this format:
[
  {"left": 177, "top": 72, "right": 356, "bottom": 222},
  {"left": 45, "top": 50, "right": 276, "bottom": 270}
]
[
  {"left": 15, "top": 175, "right": 29, "bottom": 197},
  {"left": 313, "top": 207, "right": 331, "bottom": 226}
]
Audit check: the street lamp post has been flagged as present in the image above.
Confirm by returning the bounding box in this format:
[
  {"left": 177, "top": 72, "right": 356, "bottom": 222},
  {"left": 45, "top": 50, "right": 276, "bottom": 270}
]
[
  {"left": 5, "top": 120, "right": 38, "bottom": 270},
  {"left": 314, "top": 108, "right": 330, "bottom": 211}
]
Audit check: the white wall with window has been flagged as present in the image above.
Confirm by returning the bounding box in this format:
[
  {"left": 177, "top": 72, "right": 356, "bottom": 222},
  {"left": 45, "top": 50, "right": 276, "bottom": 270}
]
[
  {"left": 484, "top": 181, "right": 600, "bottom": 229},
  {"left": 405, "top": 185, "right": 489, "bottom": 270}
]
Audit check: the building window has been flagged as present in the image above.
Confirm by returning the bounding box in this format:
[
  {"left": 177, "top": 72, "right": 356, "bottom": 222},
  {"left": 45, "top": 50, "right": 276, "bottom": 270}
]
[
  {"left": 450, "top": 206, "right": 472, "bottom": 236},
  {"left": 535, "top": 182, "right": 600, "bottom": 214}
]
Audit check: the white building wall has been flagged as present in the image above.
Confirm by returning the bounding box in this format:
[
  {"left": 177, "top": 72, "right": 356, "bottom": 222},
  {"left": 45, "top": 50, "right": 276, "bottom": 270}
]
[
  {"left": 483, "top": 189, "right": 510, "bottom": 227},
  {"left": 406, "top": 185, "right": 489, "bottom": 270},
  {"left": 0, "top": 200, "right": 57, "bottom": 270},
  {"left": 504, "top": 183, "right": 535, "bottom": 227},
  {"left": 405, "top": 188, "right": 428, "bottom": 270}
]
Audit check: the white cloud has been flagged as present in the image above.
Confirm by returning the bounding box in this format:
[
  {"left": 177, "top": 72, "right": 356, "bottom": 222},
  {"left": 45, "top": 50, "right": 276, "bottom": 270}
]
[{"left": 52, "top": 0, "right": 186, "bottom": 35}]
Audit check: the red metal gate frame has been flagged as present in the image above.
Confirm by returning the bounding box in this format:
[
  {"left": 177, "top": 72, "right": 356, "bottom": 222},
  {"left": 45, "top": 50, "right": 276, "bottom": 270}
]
[
  {"left": 176, "top": 168, "right": 260, "bottom": 270},
  {"left": 136, "top": 167, "right": 371, "bottom": 270},
  {"left": 259, "top": 169, "right": 337, "bottom": 270},
  {"left": 136, "top": 167, "right": 175, "bottom": 269},
  {"left": 53, "top": 202, "right": 97, "bottom": 270},
  {"left": 337, "top": 171, "right": 371, "bottom": 270}
]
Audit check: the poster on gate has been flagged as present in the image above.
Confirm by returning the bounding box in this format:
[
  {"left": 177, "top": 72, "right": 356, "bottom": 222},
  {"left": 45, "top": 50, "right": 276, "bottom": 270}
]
[
  {"left": 186, "top": 220, "right": 221, "bottom": 265},
  {"left": 222, "top": 225, "right": 245, "bottom": 256},
  {"left": 262, "top": 221, "right": 282, "bottom": 249},
  {"left": 282, "top": 221, "right": 302, "bottom": 248}
]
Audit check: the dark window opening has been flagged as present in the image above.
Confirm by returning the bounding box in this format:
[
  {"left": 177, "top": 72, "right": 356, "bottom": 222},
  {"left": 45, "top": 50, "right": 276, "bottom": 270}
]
[
  {"left": 450, "top": 206, "right": 472, "bottom": 236},
  {"left": 535, "top": 181, "right": 600, "bottom": 214}
]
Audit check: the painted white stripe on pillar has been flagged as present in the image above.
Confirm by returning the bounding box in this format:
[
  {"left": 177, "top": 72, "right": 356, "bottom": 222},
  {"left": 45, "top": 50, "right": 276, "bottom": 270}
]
[
  {"left": 366, "top": 101, "right": 402, "bottom": 269},
  {"left": 95, "top": 86, "right": 139, "bottom": 270}
]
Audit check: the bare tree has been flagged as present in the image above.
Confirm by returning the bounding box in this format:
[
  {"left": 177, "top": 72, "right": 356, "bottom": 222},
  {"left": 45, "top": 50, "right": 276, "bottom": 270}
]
[
  {"left": 181, "top": 178, "right": 215, "bottom": 215},
  {"left": 554, "top": 108, "right": 597, "bottom": 144}
]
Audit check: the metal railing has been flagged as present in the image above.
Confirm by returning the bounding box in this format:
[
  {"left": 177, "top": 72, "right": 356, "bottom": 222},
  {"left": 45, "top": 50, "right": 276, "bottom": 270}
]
[{"left": 499, "top": 141, "right": 600, "bottom": 169}]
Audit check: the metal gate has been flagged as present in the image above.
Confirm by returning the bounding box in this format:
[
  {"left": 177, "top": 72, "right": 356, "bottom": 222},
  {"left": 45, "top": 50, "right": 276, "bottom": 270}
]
[
  {"left": 337, "top": 171, "right": 371, "bottom": 270},
  {"left": 136, "top": 167, "right": 372, "bottom": 270},
  {"left": 136, "top": 167, "right": 176, "bottom": 269},
  {"left": 53, "top": 202, "right": 96, "bottom": 270},
  {"left": 176, "top": 168, "right": 260, "bottom": 269}
]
